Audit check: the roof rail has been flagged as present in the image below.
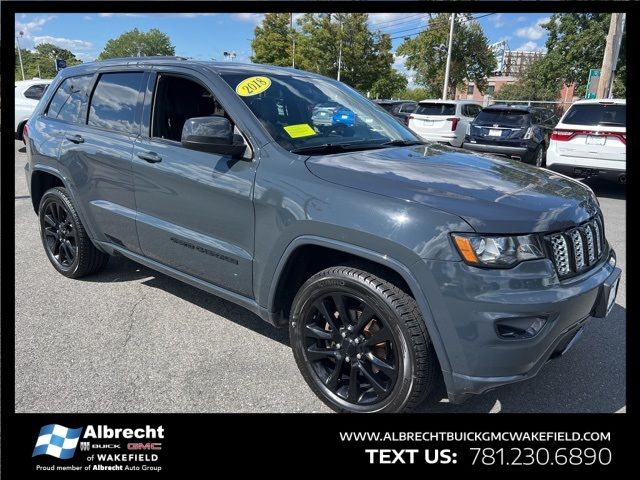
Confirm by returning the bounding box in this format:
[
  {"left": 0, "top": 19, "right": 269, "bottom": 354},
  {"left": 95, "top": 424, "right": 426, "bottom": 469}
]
[{"left": 94, "top": 55, "right": 189, "bottom": 62}]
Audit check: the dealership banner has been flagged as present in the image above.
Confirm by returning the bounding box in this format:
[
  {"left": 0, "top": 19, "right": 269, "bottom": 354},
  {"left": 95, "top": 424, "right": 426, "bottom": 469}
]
[{"left": 1, "top": 413, "right": 631, "bottom": 475}]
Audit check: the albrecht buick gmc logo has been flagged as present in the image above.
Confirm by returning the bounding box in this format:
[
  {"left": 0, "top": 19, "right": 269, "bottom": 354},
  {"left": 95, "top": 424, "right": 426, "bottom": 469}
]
[{"left": 33, "top": 425, "right": 164, "bottom": 459}]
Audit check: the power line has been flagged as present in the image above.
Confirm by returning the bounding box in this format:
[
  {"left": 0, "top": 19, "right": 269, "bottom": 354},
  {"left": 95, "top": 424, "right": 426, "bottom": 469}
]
[
  {"left": 369, "top": 13, "right": 429, "bottom": 28},
  {"left": 389, "top": 13, "right": 496, "bottom": 40}
]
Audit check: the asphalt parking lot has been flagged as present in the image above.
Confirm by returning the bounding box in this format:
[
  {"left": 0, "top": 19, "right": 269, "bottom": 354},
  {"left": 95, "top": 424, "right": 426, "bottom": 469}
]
[{"left": 14, "top": 139, "right": 626, "bottom": 413}]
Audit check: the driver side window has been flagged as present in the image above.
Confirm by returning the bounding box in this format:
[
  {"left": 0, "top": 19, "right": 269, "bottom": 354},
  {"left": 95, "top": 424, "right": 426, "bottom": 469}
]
[{"left": 151, "top": 74, "right": 226, "bottom": 142}]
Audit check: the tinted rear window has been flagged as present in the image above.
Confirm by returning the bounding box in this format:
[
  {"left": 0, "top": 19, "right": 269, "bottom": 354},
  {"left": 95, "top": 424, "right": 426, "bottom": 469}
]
[
  {"left": 378, "top": 103, "right": 396, "bottom": 113},
  {"left": 474, "top": 109, "right": 529, "bottom": 127},
  {"left": 46, "top": 75, "right": 93, "bottom": 123},
  {"left": 415, "top": 103, "right": 456, "bottom": 116},
  {"left": 88, "top": 72, "right": 144, "bottom": 134},
  {"left": 24, "top": 84, "right": 48, "bottom": 100},
  {"left": 563, "top": 103, "right": 626, "bottom": 127}
]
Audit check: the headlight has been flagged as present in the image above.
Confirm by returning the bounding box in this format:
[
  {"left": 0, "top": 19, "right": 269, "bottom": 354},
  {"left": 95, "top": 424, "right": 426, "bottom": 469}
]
[{"left": 452, "top": 233, "right": 545, "bottom": 267}]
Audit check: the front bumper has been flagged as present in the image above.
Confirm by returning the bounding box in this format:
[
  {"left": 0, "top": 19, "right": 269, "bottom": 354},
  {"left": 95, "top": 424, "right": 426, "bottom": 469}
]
[
  {"left": 463, "top": 141, "right": 529, "bottom": 157},
  {"left": 413, "top": 249, "right": 620, "bottom": 403}
]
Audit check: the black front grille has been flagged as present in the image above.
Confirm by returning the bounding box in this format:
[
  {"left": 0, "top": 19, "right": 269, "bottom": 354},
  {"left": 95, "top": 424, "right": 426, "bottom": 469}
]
[{"left": 545, "top": 215, "right": 606, "bottom": 278}]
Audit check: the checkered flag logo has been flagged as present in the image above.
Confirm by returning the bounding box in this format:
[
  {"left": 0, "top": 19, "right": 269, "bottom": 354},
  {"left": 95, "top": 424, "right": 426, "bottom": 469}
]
[{"left": 32, "top": 424, "right": 83, "bottom": 459}]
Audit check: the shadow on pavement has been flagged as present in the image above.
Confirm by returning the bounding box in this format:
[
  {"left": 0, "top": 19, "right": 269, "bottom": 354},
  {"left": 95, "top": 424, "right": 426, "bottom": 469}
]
[
  {"left": 81, "top": 255, "right": 290, "bottom": 346},
  {"left": 581, "top": 177, "right": 626, "bottom": 200},
  {"left": 418, "top": 303, "right": 626, "bottom": 413}
]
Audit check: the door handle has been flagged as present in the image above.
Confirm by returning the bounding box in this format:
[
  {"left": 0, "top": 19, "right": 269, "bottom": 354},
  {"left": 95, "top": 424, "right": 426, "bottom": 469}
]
[
  {"left": 65, "top": 134, "right": 84, "bottom": 144},
  {"left": 137, "top": 151, "right": 162, "bottom": 163}
]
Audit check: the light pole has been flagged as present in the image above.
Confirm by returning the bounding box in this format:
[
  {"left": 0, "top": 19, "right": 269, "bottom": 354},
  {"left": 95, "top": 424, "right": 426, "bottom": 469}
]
[
  {"left": 290, "top": 13, "right": 296, "bottom": 69},
  {"left": 16, "top": 31, "right": 25, "bottom": 81},
  {"left": 442, "top": 13, "right": 455, "bottom": 100},
  {"left": 223, "top": 51, "right": 236, "bottom": 61},
  {"left": 335, "top": 14, "right": 343, "bottom": 81}
]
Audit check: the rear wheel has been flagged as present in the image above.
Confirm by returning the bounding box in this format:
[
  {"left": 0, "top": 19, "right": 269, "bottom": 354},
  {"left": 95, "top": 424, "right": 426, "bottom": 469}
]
[
  {"left": 289, "top": 266, "right": 438, "bottom": 413},
  {"left": 39, "top": 187, "right": 109, "bottom": 278},
  {"left": 527, "top": 145, "right": 545, "bottom": 167}
]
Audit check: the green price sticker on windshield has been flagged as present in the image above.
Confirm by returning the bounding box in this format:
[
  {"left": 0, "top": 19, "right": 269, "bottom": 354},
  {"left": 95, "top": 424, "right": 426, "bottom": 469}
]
[
  {"left": 284, "top": 124, "right": 317, "bottom": 138},
  {"left": 236, "top": 76, "right": 271, "bottom": 96}
]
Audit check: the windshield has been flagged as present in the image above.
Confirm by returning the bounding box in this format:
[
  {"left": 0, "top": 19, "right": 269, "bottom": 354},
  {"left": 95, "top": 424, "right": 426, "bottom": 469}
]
[
  {"left": 563, "top": 103, "right": 626, "bottom": 127},
  {"left": 220, "top": 71, "right": 419, "bottom": 153},
  {"left": 415, "top": 103, "right": 456, "bottom": 116},
  {"left": 474, "top": 109, "right": 530, "bottom": 128}
]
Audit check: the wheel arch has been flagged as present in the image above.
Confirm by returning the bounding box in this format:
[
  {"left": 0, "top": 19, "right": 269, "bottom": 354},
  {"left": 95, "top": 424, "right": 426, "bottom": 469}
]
[
  {"left": 267, "top": 236, "right": 454, "bottom": 382},
  {"left": 30, "top": 167, "right": 66, "bottom": 214}
]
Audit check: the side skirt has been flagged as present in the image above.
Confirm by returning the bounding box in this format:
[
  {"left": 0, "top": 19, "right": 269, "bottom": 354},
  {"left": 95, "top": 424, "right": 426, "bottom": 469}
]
[{"left": 97, "top": 241, "right": 275, "bottom": 326}]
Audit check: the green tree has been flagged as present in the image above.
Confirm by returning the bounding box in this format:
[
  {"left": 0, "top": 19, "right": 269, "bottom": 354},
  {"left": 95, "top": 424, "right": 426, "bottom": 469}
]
[
  {"left": 294, "top": 13, "right": 396, "bottom": 92},
  {"left": 399, "top": 87, "right": 438, "bottom": 102},
  {"left": 541, "top": 13, "right": 626, "bottom": 98},
  {"left": 494, "top": 58, "right": 561, "bottom": 101},
  {"left": 15, "top": 43, "right": 82, "bottom": 80},
  {"left": 251, "top": 13, "right": 295, "bottom": 66},
  {"left": 397, "top": 14, "right": 495, "bottom": 98},
  {"left": 370, "top": 69, "right": 408, "bottom": 99},
  {"left": 98, "top": 28, "right": 174, "bottom": 59}
]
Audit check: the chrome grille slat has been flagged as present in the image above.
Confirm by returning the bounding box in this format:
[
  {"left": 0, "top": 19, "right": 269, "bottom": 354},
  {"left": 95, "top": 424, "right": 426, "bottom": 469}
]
[
  {"left": 583, "top": 224, "right": 596, "bottom": 265},
  {"left": 546, "top": 216, "right": 604, "bottom": 278},
  {"left": 570, "top": 229, "right": 585, "bottom": 270}
]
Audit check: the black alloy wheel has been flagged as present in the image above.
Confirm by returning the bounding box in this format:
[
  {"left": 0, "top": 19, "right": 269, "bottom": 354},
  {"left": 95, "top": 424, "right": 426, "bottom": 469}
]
[
  {"left": 39, "top": 187, "right": 109, "bottom": 278},
  {"left": 290, "top": 266, "right": 438, "bottom": 413},
  {"left": 302, "top": 292, "right": 399, "bottom": 406},
  {"left": 41, "top": 198, "right": 77, "bottom": 270}
]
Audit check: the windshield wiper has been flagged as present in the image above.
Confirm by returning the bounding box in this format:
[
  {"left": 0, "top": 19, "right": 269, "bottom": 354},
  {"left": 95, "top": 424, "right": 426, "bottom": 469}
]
[
  {"left": 598, "top": 121, "right": 625, "bottom": 126},
  {"left": 380, "top": 139, "right": 426, "bottom": 147},
  {"left": 290, "top": 143, "right": 389, "bottom": 155}
]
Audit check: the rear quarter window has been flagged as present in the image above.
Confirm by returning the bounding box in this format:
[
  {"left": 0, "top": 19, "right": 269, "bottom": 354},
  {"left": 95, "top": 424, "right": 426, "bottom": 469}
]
[
  {"left": 474, "top": 109, "right": 530, "bottom": 127},
  {"left": 45, "top": 75, "right": 94, "bottom": 123},
  {"left": 415, "top": 103, "right": 456, "bottom": 116},
  {"left": 24, "top": 84, "right": 48, "bottom": 100},
  {"left": 562, "top": 103, "right": 626, "bottom": 127}
]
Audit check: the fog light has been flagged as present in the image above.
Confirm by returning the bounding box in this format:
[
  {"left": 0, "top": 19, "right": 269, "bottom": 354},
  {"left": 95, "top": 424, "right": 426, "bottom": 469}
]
[{"left": 496, "top": 316, "right": 548, "bottom": 339}]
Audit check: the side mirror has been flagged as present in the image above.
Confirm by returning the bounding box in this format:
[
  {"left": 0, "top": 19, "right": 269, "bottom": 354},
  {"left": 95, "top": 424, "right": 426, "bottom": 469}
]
[{"left": 181, "top": 116, "right": 246, "bottom": 158}]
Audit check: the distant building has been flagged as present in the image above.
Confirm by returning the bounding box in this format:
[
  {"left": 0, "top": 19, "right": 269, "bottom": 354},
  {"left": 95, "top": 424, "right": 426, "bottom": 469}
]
[{"left": 455, "top": 44, "right": 576, "bottom": 112}]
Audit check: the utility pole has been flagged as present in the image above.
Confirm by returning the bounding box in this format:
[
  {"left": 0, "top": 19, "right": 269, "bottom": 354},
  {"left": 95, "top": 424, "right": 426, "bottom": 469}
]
[
  {"left": 247, "top": 39, "right": 253, "bottom": 61},
  {"left": 290, "top": 13, "right": 296, "bottom": 69},
  {"left": 16, "top": 31, "right": 25, "bottom": 81},
  {"left": 442, "top": 13, "right": 455, "bottom": 100},
  {"left": 336, "top": 14, "right": 343, "bottom": 81},
  {"left": 597, "top": 12, "right": 625, "bottom": 99}
]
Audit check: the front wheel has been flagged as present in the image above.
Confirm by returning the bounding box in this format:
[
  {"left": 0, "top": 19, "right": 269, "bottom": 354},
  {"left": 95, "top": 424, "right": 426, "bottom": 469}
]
[{"left": 289, "top": 266, "right": 438, "bottom": 413}]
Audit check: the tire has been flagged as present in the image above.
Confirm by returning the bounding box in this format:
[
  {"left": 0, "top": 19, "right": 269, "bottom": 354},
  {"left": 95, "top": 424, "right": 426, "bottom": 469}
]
[
  {"left": 289, "top": 266, "right": 438, "bottom": 413},
  {"left": 527, "top": 145, "right": 545, "bottom": 167},
  {"left": 38, "top": 187, "right": 109, "bottom": 279}
]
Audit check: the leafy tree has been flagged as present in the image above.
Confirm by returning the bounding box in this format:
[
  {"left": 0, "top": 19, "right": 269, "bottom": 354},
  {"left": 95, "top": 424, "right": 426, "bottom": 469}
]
[
  {"left": 15, "top": 43, "right": 82, "bottom": 80},
  {"left": 294, "top": 13, "right": 396, "bottom": 93},
  {"left": 251, "top": 13, "right": 295, "bottom": 66},
  {"left": 98, "top": 28, "right": 174, "bottom": 59},
  {"left": 541, "top": 13, "right": 626, "bottom": 98},
  {"left": 370, "top": 69, "right": 408, "bottom": 99},
  {"left": 399, "top": 87, "right": 438, "bottom": 102},
  {"left": 397, "top": 14, "right": 495, "bottom": 98}
]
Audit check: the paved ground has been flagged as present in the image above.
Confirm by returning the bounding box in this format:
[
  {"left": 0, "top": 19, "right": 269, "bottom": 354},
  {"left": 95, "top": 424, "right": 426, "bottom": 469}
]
[{"left": 15, "top": 140, "right": 626, "bottom": 413}]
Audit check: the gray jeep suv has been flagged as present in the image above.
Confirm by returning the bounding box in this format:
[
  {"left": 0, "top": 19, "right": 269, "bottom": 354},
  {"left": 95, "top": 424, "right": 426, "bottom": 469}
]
[{"left": 24, "top": 57, "right": 621, "bottom": 413}]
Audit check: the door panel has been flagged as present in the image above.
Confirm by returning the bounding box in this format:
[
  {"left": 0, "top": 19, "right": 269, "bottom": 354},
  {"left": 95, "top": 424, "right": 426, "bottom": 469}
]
[{"left": 132, "top": 138, "right": 256, "bottom": 296}]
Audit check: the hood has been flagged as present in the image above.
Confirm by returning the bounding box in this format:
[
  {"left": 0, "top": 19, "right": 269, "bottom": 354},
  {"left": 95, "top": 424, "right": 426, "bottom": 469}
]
[{"left": 305, "top": 144, "right": 599, "bottom": 234}]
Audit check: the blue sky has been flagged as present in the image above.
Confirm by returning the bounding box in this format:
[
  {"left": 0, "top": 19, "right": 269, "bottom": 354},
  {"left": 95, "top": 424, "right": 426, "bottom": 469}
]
[{"left": 15, "top": 12, "right": 552, "bottom": 82}]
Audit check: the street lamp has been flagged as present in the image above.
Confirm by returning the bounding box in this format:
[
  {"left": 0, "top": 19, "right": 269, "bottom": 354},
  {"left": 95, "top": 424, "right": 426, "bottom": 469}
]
[
  {"left": 16, "top": 31, "right": 25, "bottom": 81},
  {"left": 223, "top": 51, "right": 236, "bottom": 61}
]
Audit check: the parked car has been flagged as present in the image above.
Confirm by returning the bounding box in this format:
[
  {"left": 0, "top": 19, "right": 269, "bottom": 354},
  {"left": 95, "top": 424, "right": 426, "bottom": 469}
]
[
  {"left": 25, "top": 58, "right": 620, "bottom": 413},
  {"left": 311, "top": 101, "right": 356, "bottom": 129},
  {"left": 407, "top": 100, "right": 482, "bottom": 147},
  {"left": 463, "top": 105, "right": 557, "bottom": 166},
  {"left": 546, "top": 99, "right": 626, "bottom": 184},
  {"left": 15, "top": 79, "right": 52, "bottom": 141},
  {"left": 374, "top": 99, "right": 417, "bottom": 124}
]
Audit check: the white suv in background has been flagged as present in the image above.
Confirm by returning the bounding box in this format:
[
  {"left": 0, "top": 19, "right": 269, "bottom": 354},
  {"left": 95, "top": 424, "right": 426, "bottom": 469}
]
[
  {"left": 407, "top": 100, "right": 482, "bottom": 147},
  {"left": 546, "top": 99, "right": 626, "bottom": 184},
  {"left": 15, "top": 79, "right": 52, "bottom": 141}
]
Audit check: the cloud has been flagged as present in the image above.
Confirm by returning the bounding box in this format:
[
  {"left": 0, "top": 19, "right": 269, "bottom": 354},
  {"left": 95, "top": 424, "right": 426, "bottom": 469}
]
[
  {"left": 514, "top": 41, "right": 546, "bottom": 53},
  {"left": 516, "top": 16, "right": 527, "bottom": 23},
  {"left": 15, "top": 15, "right": 56, "bottom": 37},
  {"left": 231, "top": 13, "right": 265, "bottom": 24},
  {"left": 515, "top": 16, "right": 551, "bottom": 41},
  {"left": 33, "top": 35, "right": 94, "bottom": 51},
  {"left": 83, "top": 16, "right": 93, "bottom": 21},
  {"left": 490, "top": 13, "right": 505, "bottom": 29}
]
